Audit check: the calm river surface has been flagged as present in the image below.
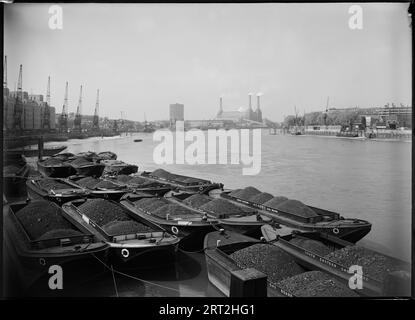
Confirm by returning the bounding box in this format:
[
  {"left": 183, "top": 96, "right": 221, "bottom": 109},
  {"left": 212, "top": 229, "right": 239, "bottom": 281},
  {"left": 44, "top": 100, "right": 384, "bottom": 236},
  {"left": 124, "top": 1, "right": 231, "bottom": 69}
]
[{"left": 40, "top": 130, "right": 411, "bottom": 297}]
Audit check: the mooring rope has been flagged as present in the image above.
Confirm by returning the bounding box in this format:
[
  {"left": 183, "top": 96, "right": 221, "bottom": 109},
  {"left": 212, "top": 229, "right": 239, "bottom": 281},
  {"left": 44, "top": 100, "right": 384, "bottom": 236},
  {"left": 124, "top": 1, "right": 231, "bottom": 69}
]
[
  {"left": 90, "top": 253, "right": 196, "bottom": 296},
  {"left": 110, "top": 264, "right": 119, "bottom": 298}
]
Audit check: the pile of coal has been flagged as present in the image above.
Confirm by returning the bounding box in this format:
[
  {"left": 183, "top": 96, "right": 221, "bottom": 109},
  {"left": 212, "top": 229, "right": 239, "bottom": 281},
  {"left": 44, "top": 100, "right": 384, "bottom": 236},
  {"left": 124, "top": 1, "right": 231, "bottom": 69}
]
[
  {"left": 200, "top": 198, "right": 249, "bottom": 217},
  {"left": 128, "top": 176, "right": 149, "bottom": 185},
  {"left": 117, "top": 175, "right": 133, "bottom": 183},
  {"left": 78, "top": 199, "right": 131, "bottom": 226},
  {"left": 77, "top": 177, "right": 100, "bottom": 189},
  {"left": 151, "top": 169, "right": 173, "bottom": 180},
  {"left": 289, "top": 237, "right": 333, "bottom": 256},
  {"left": 133, "top": 198, "right": 168, "bottom": 213},
  {"left": 97, "top": 151, "right": 117, "bottom": 161},
  {"left": 102, "top": 220, "right": 154, "bottom": 235},
  {"left": 263, "top": 196, "right": 289, "bottom": 209},
  {"left": 324, "top": 246, "right": 408, "bottom": 282},
  {"left": 69, "top": 157, "right": 92, "bottom": 166},
  {"left": 228, "top": 189, "right": 242, "bottom": 197},
  {"left": 249, "top": 192, "right": 274, "bottom": 204},
  {"left": 277, "top": 271, "right": 358, "bottom": 297},
  {"left": 38, "top": 178, "right": 71, "bottom": 190},
  {"left": 75, "top": 151, "right": 98, "bottom": 161},
  {"left": 183, "top": 194, "right": 212, "bottom": 208},
  {"left": 38, "top": 228, "right": 82, "bottom": 240},
  {"left": 230, "top": 243, "right": 305, "bottom": 284},
  {"left": 144, "top": 199, "right": 170, "bottom": 212},
  {"left": 15, "top": 200, "right": 77, "bottom": 240},
  {"left": 152, "top": 204, "right": 199, "bottom": 219},
  {"left": 42, "top": 158, "right": 65, "bottom": 166},
  {"left": 133, "top": 198, "right": 157, "bottom": 209},
  {"left": 94, "top": 180, "right": 120, "bottom": 189},
  {"left": 172, "top": 175, "right": 188, "bottom": 182},
  {"left": 274, "top": 200, "right": 317, "bottom": 218},
  {"left": 230, "top": 186, "right": 262, "bottom": 201}
]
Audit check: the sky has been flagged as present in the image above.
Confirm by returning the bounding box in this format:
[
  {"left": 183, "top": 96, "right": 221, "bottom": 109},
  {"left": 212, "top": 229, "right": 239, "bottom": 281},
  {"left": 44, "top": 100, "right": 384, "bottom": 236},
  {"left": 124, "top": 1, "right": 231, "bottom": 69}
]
[{"left": 4, "top": 3, "right": 412, "bottom": 122}]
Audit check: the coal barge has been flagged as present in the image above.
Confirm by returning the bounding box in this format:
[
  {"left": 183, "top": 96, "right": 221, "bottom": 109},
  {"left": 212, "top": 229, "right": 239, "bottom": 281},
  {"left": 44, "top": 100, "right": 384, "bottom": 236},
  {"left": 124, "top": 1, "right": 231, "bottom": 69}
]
[
  {"left": 62, "top": 198, "right": 180, "bottom": 267},
  {"left": 219, "top": 187, "right": 371, "bottom": 243},
  {"left": 3, "top": 199, "right": 109, "bottom": 294}
]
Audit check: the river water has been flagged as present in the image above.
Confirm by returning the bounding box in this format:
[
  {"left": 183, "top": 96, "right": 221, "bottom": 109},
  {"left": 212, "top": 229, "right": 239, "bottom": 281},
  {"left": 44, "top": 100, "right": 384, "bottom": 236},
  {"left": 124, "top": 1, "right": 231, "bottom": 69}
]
[{"left": 37, "top": 130, "right": 411, "bottom": 297}]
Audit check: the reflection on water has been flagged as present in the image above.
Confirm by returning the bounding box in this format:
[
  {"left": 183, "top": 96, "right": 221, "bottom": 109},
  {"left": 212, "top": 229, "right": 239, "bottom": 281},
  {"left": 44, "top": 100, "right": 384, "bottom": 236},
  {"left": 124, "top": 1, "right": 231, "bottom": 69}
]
[{"left": 30, "top": 131, "right": 411, "bottom": 296}]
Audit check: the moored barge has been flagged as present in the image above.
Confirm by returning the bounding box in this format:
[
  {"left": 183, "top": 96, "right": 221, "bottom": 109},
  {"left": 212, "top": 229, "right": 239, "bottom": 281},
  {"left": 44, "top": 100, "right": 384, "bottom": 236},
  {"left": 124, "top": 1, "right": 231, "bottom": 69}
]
[
  {"left": 3, "top": 199, "right": 109, "bottom": 294},
  {"left": 120, "top": 192, "right": 219, "bottom": 247},
  {"left": 140, "top": 169, "right": 224, "bottom": 194},
  {"left": 168, "top": 191, "right": 272, "bottom": 239},
  {"left": 62, "top": 198, "right": 180, "bottom": 267},
  {"left": 204, "top": 230, "right": 358, "bottom": 297},
  {"left": 220, "top": 188, "right": 371, "bottom": 243},
  {"left": 26, "top": 177, "right": 90, "bottom": 204},
  {"left": 261, "top": 225, "right": 411, "bottom": 296}
]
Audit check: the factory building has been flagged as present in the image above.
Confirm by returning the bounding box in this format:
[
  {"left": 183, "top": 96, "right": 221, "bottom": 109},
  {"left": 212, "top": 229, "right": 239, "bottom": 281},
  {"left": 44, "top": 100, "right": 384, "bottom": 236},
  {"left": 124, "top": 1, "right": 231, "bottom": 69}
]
[
  {"left": 169, "top": 103, "right": 184, "bottom": 128},
  {"left": 215, "top": 94, "right": 263, "bottom": 123},
  {"left": 3, "top": 92, "right": 56, "bottom": 131}
]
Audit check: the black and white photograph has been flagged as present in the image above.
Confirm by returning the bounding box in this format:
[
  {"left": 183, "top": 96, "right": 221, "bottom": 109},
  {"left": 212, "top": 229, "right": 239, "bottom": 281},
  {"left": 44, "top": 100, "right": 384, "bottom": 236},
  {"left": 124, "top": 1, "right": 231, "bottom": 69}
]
[{"left": 1, "top": 1, "right": 413, "bottom": 304}]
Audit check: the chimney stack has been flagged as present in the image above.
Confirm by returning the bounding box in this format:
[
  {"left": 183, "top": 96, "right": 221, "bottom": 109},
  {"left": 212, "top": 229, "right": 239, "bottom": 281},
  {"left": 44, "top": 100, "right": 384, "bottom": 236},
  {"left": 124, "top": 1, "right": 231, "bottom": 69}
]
[
  {"left": 220, "top": 96, "right": 223, "bottom": 111},
  {"left": 248, "top": 93, "right": 252, "bottom": 110},
  {"left": 257, "top": 94, "right": 260, "bottom": 111}
]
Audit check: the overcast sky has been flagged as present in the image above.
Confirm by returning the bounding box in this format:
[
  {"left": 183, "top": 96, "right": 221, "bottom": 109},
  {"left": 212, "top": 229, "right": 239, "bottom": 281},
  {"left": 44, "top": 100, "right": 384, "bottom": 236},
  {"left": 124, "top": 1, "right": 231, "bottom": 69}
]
[{"left": 4, "top": 3, "right": 411, "bottom": 122}]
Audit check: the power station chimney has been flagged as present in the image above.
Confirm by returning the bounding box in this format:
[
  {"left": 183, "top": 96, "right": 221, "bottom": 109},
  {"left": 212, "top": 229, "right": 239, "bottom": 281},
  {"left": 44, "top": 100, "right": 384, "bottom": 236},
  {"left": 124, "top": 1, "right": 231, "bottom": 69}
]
[
  {"left": 17, "top": 64, "right": 23, "bottom": 101},
  {"left": 46, "top": 76, "right": 51, "bottom": 106},
  {"left": 3, "top": 56, "right": 7, "bottom": 89},
  {"left": 256, "top": 94, "right": 261, "bottom": 111},
  {"left": 94, "top": 89, "right": 99, "bottom": 116},
  {"left": 62, "top": 81, "right": 68, "bottom": 115},
  {"left": 217, "top": 96, "right": 223, "bottom": 117},
  {"left": 93, "top": 89, "right": 100, "bottom": 130},
  {"left": 248, "top": 93, "right": 253, "bottom": 110}
]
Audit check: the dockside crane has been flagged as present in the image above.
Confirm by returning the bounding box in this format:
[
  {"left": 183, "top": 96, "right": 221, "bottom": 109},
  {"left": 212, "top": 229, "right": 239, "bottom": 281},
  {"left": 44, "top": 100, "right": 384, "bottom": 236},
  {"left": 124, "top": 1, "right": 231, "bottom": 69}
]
[
  {"left": 59, "top": 81, "right": 68, "bottom": 133},
  {"left": 92, "top": 89, "right": 100, "bottom": 130},
  {"left": 12, "top": 64, "right": 24, "bottom": 131},
  {"left": 73, "top": 85, "right": 83, "bottom": 132},
  {"left": 42, "top": 76, "right": 51, "bottom": 130}
]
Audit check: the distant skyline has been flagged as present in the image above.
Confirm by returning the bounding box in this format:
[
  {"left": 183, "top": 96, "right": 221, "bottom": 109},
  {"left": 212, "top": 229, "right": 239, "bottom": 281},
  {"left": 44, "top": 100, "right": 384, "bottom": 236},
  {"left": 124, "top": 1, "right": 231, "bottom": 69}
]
[{"left": 4, "top": 3, "right": 412, "bottom": 122}]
